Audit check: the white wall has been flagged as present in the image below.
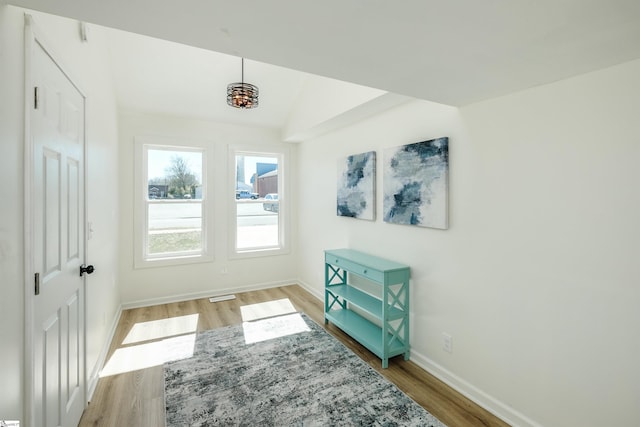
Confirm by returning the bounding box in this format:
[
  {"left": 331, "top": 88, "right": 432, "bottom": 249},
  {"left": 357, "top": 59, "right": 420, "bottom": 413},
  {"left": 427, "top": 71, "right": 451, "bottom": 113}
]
[
  {"left": 0, "top": 6, "right": 121, "bottom": 421},
  {"left": 296, "top": 59, "right": 640, "bottom": 427},
  {"left": 75, "top": 20, "right": 121, "bottom": 396},
  {"left": 283, "top": 74, "right": 386, "bottom": 142},
  {"left": 118, "top": 111, "right": 299, "bottom": 305},
  {"left": 0, "top": 5, "right": 27, "bottom": 421}
]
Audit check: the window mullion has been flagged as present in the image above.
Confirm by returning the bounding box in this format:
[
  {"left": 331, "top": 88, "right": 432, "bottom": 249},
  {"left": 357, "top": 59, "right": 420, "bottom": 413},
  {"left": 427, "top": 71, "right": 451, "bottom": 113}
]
[{"left": 138, "top": 140, "right": 210, "bottom": 266}]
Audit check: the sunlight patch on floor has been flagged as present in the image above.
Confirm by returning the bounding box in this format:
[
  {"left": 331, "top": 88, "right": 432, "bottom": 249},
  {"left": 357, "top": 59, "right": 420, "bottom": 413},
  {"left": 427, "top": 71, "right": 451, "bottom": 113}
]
[
  {"left": 242, "top": 312, "right": 310, "bottom": 344},
  {"left": 100, "top": 333, "right": 196, "bottom": 377},
  {"left": 122, "top": 313, "right": 199, "bottom": 345},
  {"left": 102, "top": 313, "right": 200, "bottom": 376},
  {"left": 240, "top": 298, "right": 296, "bottom": 322}
]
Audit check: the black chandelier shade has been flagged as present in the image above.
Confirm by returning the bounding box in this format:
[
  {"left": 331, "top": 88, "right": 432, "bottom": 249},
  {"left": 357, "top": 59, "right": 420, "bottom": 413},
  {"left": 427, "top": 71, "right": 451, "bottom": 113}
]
[{"left": 227, "top": 58, "right": 259, "bottom": 109}]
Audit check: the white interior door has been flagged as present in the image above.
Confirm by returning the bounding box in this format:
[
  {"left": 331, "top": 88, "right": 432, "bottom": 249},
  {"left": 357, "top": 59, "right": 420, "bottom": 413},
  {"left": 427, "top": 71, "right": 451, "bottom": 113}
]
[{"left": 30, "top": 36, "right": 87, "bottom": 427}]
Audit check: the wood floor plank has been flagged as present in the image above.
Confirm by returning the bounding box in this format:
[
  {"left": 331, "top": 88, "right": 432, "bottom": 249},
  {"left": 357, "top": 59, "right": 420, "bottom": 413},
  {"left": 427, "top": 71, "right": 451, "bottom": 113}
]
[{"left": 79, "top": 285, "right": 510, "bottom": 427}]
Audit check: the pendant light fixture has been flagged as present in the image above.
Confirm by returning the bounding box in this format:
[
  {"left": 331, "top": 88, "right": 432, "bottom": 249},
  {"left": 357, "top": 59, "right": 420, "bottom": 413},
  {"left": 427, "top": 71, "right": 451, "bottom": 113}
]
[{"left": 227, "top": 58, "right": 259, "bottom": 109}]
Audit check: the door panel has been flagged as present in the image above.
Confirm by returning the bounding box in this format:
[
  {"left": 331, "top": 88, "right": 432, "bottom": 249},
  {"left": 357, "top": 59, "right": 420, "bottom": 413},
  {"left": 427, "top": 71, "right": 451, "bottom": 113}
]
[
  {"left": 42, "top": 312, "right": 61, "bottom": 427},
  {"left": 67, "top": 159, "right": 80, "bottom": 260},
  {"left": 31, "top": 38, "right": 86, "bottom": 427},
  {"left": 43, "top": 148, "right": 61, "bottom": 278},
  {"left": 64, "top": 292, "right": 81, "bottom": 412}
]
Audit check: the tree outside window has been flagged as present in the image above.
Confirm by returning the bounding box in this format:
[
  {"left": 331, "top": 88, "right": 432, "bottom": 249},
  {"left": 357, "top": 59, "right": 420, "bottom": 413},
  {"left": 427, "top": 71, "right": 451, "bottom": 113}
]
[{"left": 145, "top": 147, "right": 204, "bottom": 257}]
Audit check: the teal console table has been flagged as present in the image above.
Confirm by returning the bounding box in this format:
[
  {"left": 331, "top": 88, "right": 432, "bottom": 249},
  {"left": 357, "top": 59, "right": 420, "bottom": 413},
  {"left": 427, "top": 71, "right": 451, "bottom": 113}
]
[{"left": 324, "top": 249, "right": 410, "bottom": 368}]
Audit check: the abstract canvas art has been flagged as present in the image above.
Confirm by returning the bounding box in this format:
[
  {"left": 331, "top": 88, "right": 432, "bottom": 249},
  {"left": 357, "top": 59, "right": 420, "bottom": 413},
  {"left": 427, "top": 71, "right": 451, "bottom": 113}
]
[
  {"left": 337, "top": 151, "right": 376, "bottom": 220},
  {"left": 383, "top": 137, "right": 449, "bottom": 229}
]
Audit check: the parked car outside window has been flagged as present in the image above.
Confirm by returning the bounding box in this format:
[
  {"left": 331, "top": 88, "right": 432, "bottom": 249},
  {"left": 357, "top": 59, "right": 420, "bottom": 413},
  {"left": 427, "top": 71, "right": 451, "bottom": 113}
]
[
  {"left": 236, "top": 190, "right": 259, "bottom": 199},
  {"left": 263, "top": 193, "right": 279, "bottom": 212}
]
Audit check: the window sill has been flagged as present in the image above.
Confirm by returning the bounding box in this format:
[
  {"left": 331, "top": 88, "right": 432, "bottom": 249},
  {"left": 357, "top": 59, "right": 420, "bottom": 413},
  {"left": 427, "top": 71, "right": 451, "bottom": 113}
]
[
  {"left": 228, "top": 246, "right": 290, "bottom": 260},
  {"left": 134, "top": 253, "right": 214, "bottom": 269}
]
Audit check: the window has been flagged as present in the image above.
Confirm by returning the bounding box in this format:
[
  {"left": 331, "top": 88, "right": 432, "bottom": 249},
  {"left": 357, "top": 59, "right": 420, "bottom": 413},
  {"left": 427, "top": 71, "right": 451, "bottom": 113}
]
[
  {"left": 231, "top": 149, "right": 287, "bottom": 256},
  {"left": 135, "top": 138, "right": 213, "bottom": 267}
]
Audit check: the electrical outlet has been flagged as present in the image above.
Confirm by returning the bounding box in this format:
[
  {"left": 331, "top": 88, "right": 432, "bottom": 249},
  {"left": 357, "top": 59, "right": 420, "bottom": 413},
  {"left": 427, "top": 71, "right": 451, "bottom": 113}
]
[{"left": 442, "top": 332, "right": 453, "bottom": 353}]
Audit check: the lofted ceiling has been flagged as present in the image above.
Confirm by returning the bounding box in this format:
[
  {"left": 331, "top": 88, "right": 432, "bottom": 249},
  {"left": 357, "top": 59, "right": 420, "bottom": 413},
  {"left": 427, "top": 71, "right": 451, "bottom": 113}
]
[
  {"left": 7, "top": 0, "right": 640, "bottom": 117},
  {"left": 105, "top": 28, "right": 314, "bottom": 130}
]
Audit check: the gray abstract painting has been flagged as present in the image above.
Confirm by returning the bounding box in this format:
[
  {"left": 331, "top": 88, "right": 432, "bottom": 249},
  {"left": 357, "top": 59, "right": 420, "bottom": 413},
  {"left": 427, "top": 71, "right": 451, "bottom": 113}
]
[
  {"left": 337, "top": 151, "right": 376, "bottom": 220},
  {"left": 383, "top": 137, "right": 449, "bottom": 229}
]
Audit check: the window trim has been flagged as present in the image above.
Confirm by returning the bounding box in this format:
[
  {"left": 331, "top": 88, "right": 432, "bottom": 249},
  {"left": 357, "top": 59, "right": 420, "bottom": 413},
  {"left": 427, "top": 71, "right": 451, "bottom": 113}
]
[
  {"left": 134, "top": 136, "right": 214, "bottom": 268},
  {"left": 228, "top": 145, "right": 289, "bottom": 259}
]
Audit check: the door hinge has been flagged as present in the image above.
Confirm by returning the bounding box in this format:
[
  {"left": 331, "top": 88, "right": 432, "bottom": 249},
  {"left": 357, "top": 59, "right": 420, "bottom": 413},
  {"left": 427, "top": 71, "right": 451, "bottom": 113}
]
[
  {"left": 35, "top": 272, "right": 40, "bottom": 295},
  {"left": 34, "top": 86, "right": 39, "bottom": 109}
]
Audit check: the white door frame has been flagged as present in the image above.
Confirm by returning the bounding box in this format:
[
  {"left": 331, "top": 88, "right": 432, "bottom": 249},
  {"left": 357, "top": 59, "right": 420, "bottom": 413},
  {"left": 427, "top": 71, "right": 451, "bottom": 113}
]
[{"left": 23, "top": 14, "right": 89, "bottom": 426}]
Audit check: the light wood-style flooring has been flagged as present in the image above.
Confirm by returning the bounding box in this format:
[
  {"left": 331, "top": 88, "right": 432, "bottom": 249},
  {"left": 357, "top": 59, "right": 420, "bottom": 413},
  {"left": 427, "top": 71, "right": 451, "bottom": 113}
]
[{"left": 79, "top": 285, "right": 510, "bottom": 427}]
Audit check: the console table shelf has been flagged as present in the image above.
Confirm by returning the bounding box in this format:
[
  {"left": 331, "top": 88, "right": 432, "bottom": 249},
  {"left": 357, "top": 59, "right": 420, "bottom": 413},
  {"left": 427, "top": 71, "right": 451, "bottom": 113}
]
[{"left": 324, "top": 249, "right": 410, "bottom": 368}]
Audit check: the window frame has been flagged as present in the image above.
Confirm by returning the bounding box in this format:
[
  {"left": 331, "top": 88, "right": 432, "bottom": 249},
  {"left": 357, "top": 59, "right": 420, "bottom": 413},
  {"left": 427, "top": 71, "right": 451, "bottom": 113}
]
[
  {"left": 134, "top": 136, "right": 214, "bottom": 268},
  {"left": 228, "top": 145, "right": 289, "bottom": 259}
]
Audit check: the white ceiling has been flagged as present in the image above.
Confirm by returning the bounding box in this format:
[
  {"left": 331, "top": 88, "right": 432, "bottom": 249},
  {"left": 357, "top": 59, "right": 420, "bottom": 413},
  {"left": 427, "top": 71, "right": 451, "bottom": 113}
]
[
  {"left": 105, "top": 28, "right": 312, "bottom": 129},
  {"left": 7, "top": 0, "right": 640, "bottom": 121}
]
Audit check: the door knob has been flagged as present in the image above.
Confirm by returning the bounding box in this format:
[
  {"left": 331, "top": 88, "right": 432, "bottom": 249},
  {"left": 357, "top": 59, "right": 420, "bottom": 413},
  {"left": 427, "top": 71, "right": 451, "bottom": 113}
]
[{"left": 80, "top": 264, "right": 95, "bottom": 277}]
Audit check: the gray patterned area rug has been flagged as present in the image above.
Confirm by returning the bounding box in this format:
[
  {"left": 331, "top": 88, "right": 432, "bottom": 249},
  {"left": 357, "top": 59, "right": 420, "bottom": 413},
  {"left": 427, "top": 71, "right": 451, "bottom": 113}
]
[{"left": 164, "top": 312, "right": 447, "bottom": 427}]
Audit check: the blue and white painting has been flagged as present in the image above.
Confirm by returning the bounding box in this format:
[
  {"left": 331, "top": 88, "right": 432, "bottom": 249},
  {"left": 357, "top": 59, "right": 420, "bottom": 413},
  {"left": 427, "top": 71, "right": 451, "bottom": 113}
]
[
  {"left": 383, "top": 137, "right": 449, "bottom": 229},
  {"left": 337, "top": 151, "right": 376, "bottom": 220}
]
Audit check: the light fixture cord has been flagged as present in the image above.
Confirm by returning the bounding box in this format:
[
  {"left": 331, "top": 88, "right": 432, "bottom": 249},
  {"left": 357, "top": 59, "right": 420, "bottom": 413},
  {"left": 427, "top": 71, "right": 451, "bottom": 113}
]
[{"left": 241, "top": 58, "right": 244, "bottom": 85}]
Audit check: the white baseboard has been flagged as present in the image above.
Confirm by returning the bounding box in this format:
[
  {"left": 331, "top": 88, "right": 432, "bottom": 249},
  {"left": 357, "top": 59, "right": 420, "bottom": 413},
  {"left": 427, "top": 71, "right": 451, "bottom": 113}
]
[
  {"left": 88, "top": 280, "right": 306, "bottom": 402},
  {"left": 121, "top": 279, "right": 299, "bottom": 310},
  {"left": 87, "top": 305, "right": 122, "bottom": 402},
  {"left": 296, "top": 279, "right": 323, "bottom": 301},
  {"left": 108, "top": 279, "right": 538, "bottom": 427},
  {"left": 409, "top": 352, "right": 542, "bottom": 427},
  {"left": 298, "top": 278, "right": 540, "bottom": 427}
]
